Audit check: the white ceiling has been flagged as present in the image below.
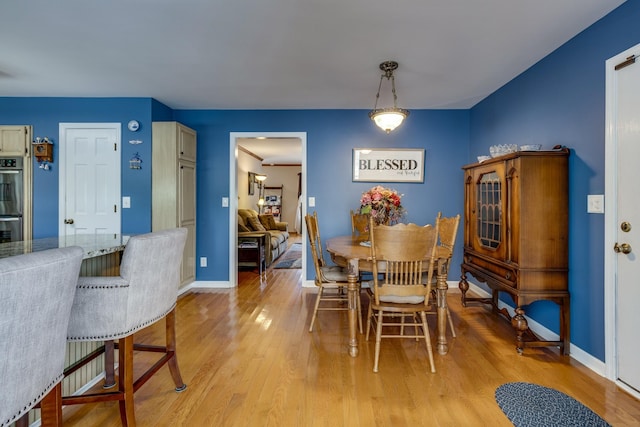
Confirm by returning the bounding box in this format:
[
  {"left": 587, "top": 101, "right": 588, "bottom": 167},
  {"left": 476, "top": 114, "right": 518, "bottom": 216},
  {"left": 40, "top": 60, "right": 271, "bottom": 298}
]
[
  {"left": 0, "top": 0, "right": 625, "bottom": 110},
  {"left": 238, "top": 137, "right": 302, "bottom": 165},
  {"left": 0, "top": 1, "right": 626, "bottom": 162}
]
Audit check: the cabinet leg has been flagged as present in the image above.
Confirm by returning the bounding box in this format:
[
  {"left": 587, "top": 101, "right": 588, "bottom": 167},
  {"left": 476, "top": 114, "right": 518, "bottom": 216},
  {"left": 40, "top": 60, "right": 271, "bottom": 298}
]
[
  {"left": 459, "top": 274, "right": 469, "bottom": 307},
  {"left": 511, "top": 307, "right": 528, "bottom": 355}
]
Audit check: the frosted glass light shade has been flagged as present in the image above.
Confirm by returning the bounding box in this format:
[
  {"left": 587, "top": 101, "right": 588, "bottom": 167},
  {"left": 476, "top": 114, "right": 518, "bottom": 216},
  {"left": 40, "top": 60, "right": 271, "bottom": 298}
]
[{"left": 369, "top": 108, "right": 409, "bottom": 133}]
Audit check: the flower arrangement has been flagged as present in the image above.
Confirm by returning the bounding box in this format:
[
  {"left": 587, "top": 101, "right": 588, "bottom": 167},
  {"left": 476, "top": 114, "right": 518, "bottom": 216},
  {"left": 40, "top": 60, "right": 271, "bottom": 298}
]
[{"left": 359, "top": 185, "right": 406, "bottom": 225}]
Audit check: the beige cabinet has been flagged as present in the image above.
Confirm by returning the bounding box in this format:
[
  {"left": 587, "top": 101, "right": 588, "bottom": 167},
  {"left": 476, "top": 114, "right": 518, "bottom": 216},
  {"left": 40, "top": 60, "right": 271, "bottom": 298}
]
[
  {"left": 152, "top": 122, "right": 197, "bottom": 287},
  {"left": 0, "top": 126, "right": 29, "bottom": 156}
]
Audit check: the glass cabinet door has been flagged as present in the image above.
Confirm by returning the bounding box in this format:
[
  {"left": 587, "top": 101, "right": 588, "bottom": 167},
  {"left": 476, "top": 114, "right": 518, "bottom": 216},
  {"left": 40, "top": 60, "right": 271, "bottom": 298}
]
[
  {"left": 468, "top": 162, "right": 507, "bottom": 261},
  {"left": 477, "top": 171, "right": 502, "bottom": 249}
]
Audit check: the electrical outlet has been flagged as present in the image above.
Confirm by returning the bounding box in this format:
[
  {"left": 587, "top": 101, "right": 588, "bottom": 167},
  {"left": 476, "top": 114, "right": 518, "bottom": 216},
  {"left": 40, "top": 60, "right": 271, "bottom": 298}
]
[
  {"left": 200, "top": 257, "right": 207, "bottom": 267},
  {"left": 587, "top": 194, "right": 604, "bottom": 214}
]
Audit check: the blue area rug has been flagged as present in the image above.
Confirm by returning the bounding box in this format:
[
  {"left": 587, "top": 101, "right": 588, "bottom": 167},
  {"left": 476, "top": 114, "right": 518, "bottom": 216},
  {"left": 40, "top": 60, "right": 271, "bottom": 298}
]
[
  {"left": 274, "top": 243, "right": 302, "bottom": 269},
  {"left": 495, "top": 382, "right": 611, "bottom": 427}
]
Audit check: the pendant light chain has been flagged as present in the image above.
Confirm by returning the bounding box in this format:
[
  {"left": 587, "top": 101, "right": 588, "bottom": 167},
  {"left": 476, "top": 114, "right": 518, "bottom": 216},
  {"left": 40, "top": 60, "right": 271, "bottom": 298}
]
[{"left": 368, "top": 60, "right": 409, "bottom": 133}]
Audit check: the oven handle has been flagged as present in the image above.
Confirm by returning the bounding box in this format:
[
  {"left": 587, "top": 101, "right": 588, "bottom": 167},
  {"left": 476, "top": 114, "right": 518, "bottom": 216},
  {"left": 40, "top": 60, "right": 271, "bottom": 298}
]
[{"left": 0, "top": 217, "right": 20, "bottom": 222}]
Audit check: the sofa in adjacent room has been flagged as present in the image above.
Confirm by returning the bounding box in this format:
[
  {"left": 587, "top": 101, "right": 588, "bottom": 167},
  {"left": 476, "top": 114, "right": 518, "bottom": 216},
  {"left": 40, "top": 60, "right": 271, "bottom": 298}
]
[{"left": 238, "top": 209, "right": 289, "bottom": 266}]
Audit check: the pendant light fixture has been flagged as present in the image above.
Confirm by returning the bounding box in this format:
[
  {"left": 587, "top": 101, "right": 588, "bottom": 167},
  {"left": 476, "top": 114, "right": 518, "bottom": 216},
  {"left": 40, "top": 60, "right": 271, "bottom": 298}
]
[{"left": 369, "top": 61, "right": 410, "bottom": 133}]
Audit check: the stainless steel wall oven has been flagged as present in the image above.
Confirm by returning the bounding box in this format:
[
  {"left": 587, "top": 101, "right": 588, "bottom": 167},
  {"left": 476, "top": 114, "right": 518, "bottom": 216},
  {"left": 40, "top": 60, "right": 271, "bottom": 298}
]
[{"left": 0, "top": 157, "right": 23, "bottom": 242}]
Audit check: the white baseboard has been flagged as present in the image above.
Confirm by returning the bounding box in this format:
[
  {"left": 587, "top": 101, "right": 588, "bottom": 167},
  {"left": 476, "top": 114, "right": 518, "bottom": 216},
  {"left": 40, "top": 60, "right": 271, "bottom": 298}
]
[{"left": 188, "top": 280, "right": 234, "bottom": 290}]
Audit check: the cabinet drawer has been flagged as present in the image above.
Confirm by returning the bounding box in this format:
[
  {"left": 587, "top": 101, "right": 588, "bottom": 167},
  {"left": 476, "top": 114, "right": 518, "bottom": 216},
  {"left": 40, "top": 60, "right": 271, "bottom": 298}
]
[{"left": 463, "top": 252, "right": 517, "bottom": 288}]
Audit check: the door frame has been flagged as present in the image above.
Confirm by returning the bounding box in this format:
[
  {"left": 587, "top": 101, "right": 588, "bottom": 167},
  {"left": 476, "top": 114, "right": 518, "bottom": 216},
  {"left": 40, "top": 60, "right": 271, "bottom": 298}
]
[
  {"left": 604, "top": 42, "right": 640, "bottom": 398},
  {"left": 229, "top": 132, "right": 307, "bottom": 288},
  {"left": 58, "top": 123, "right": 121, "bottom": 236}
]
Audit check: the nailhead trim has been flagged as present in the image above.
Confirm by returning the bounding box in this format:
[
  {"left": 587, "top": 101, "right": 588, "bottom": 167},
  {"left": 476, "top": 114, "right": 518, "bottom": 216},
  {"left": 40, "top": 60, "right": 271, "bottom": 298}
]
[
  {"left": 76, "top": 283, "right": 130, "bottom": 289},
  {"left": 67, "top": 306, "right": 174, "bottom": 341},
  {"left": 1, "top": 375, "right": 62, "bottom": 427}
]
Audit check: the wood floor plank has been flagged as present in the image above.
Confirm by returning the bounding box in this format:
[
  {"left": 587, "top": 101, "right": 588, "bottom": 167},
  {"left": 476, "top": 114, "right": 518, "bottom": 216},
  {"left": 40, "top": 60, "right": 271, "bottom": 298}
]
[{"left": 59, "top": 237, "right": 640, "bottom": 426}]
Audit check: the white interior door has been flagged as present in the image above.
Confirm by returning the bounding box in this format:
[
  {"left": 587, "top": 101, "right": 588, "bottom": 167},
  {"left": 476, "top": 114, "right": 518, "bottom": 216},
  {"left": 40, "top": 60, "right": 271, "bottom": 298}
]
[
  {"left": 606, "top": 46, "right": 640, "bottom": 395},
  {"left": 59, "top": 123, "right": 121, "bottom": 236}
]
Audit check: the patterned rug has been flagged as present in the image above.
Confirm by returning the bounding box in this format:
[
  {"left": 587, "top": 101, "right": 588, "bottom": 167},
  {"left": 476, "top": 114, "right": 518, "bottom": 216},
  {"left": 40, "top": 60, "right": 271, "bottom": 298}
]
[
  {"left": 274, "top": 243, "right": 302, "bottom": 269},
  {"left": 495, "top": 382, "right": 611, "bottom": 427}
]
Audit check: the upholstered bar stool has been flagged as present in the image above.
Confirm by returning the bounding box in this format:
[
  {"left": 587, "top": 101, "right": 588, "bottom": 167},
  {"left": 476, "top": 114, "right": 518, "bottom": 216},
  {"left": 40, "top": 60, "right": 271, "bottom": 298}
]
[
  {"left": 1, "top": 246, "right": 84, "bottom": 427},
  {"left": 63, "top": 228, "right": 188, "bottom": 426}
]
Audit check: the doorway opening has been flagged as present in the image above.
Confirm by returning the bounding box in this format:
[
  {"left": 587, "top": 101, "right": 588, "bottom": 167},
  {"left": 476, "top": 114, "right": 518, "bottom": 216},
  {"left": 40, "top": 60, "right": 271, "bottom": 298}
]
[{"left": 229, "top": 132, "right": 307, "bottom": 287}]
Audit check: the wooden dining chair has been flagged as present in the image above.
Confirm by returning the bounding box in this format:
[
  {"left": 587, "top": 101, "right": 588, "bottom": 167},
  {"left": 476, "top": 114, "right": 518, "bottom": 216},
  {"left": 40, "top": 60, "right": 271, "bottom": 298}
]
[
  {"left": 427, "top": 212, "right": 461, "bottom": 337},
  {"left": 306, "top": 212, "right": 362, "bottom": 333},
  {"left": 350, "top": 210, "right": 370, "bottom": 242},
  {"left": 365, "top": 216, "right": 440, "bottom": 373}
]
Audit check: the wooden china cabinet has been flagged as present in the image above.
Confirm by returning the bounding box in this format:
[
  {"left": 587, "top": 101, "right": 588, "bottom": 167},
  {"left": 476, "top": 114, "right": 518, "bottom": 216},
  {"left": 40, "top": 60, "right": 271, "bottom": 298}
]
[{"left": 458, "top": 148, "right": 570, "bottom": 355}]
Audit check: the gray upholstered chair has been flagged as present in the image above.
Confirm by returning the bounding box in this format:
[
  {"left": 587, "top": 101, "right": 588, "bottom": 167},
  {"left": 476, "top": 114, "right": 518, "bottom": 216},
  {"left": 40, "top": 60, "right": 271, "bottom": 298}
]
[
  {"left": 63, "top": 228, "right": 188, "bottom": 426},
  {"left": 0, "top": 246, "right": 84, "bottom": 427}
]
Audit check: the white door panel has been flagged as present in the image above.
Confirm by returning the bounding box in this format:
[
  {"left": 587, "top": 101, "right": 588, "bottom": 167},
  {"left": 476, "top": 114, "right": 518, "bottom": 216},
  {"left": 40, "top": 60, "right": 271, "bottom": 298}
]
[
  {"left": 615, "top": 56, "right": 640, "bottom": 393},
  {"left": 59, "top": 124, "right": 120, "bottom": 236}
]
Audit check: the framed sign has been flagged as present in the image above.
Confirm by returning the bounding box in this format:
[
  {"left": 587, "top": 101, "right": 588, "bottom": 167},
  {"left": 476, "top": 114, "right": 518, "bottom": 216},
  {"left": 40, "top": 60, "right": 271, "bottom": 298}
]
[{"left": 352, "top": 148, "right": 424, "bottom": 183}]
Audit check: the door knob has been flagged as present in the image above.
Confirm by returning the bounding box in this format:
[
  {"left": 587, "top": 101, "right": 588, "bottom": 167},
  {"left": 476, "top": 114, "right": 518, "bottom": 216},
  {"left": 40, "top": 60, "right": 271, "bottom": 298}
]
[
  {"left": 64, "top": 218, "right": 74, "bottom": 224},
  {"left": 614, "top": 242, "right": 632, "bottom": 254}
]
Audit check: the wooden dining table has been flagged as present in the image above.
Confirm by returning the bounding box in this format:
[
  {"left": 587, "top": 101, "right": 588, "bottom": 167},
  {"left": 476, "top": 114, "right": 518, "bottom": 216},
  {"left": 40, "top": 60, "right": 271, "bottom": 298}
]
[{"left": 325, "top": 235, "right": 452, "bottom": 358}]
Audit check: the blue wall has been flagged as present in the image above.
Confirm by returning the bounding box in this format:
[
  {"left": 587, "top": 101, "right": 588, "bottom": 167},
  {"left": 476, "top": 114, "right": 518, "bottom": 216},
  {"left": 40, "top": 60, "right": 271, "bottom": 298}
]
[
  {"left": 0, "top": 100, "right": 468, "bottom": 279},
  {"left": 0, "top": 97, "right": 155, "bottom": 236},
  {"left": 0, "top": 0, "right": 637, "bottom": 362},
  {"left": 470, "top": 0, "right": 640, "bottom": 360},
  {"left": 173, "top": 109, "right": 469, "bottom": 281}
]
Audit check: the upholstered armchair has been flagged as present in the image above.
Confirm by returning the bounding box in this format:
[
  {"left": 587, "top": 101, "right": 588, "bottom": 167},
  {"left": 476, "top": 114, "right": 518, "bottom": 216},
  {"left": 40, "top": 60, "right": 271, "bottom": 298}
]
[
  {"left": 1, "top": 246, "right": 84, "bottom": 427},
  {"left": 64, "top": 228, "right": 188, "bottom": 426}
]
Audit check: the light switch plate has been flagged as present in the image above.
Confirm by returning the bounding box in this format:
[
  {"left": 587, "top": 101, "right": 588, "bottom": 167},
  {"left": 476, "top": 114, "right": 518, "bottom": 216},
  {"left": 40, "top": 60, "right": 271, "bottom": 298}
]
[
  {"left": 587, "top": 194, "right": 604, "bottom": 214},
  {"left": 122, "top": 196, "right": 131, "bottom": 208},
  {"left": 309, "top": 197, "right": 316, "bottom": 207},
  {"left": 222, "top": 197, "right": 229, "bottom": 207}
]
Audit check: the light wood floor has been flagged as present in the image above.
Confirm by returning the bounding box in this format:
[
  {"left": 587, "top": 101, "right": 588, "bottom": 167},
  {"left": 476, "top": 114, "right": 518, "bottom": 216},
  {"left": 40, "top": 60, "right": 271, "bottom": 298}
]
[{"left": 62, "top": 245, "right": 640, "bottom": 426}]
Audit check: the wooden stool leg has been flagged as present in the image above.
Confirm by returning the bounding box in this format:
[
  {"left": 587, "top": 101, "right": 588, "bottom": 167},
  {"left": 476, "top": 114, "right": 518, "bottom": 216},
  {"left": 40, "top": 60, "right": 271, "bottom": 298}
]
[
  {"left": 15, "top": 414, "right": 29, "bottom": 427},
  {"left": 104, "top": 339, "right": 116, "bottom": 388},
  {"left": 40, "top": 382, "right": 63, "bottom": 427},
  {"left": 166, "top": 309, "right": 187, "bottom": 392},
  {"left": 118, "top": 335, "right": 136, "bottom": 427}
]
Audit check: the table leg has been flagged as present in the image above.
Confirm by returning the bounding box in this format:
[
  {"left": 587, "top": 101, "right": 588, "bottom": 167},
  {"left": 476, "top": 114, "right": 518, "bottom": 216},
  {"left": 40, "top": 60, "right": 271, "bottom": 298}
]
[
  {"left": 436, "top": 258, "right": 449, "bottom": 355},
  {"left": 347, "top": 258, "right": 360, "bottom": 357}
]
